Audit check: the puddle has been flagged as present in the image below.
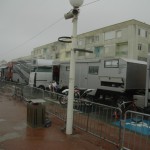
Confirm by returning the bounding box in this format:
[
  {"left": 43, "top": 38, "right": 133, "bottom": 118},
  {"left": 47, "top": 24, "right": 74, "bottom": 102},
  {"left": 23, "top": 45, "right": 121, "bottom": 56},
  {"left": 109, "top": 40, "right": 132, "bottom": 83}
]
[
  {"left": 13, "top": 122, "right": 27, "bottom": 130},
  {"left": 0, "top": 132, "right": 20, "bottom": 142},
  {"left": 0, "top": 119, "right": 6, "bottom": 122}
]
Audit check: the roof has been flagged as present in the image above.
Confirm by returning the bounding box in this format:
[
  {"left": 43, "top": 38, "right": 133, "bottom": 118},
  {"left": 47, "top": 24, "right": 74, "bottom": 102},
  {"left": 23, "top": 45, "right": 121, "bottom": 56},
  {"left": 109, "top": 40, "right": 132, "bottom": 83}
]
[
  {"left": 121, "top": 58, "right": 147, "bottom": 65},
  {"left": 32, "top": 59, "right": 53, "bottom": 67},
  {"left": 78, "top": 19, "right": 150, "bottom": 37},
  {"left": 0, "top": 66, "right": 7, "bottom": 69}
]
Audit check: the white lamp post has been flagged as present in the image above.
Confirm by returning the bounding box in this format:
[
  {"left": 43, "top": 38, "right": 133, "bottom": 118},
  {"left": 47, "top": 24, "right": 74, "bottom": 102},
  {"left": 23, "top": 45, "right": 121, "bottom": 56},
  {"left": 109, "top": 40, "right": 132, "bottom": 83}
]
[
  {"left": 69, "top": 0, "right": 84, "bottom": 8},
  {"left": 65, "top": 0, "right": 84, "bottom": 135}
]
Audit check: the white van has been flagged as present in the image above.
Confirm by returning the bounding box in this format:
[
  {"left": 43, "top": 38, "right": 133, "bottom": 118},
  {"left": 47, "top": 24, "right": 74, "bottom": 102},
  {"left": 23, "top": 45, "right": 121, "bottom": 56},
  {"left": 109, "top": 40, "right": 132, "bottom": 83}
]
[{"left": 29, "top": 59, "right": 53, "bottom": 90}]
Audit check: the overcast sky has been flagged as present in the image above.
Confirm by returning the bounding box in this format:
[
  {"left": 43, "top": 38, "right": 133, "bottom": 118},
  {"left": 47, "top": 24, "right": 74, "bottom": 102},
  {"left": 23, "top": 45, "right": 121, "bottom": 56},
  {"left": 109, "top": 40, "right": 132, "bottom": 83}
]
[{"left": 0, "top": 0, "right": 150, "bottom": 61}]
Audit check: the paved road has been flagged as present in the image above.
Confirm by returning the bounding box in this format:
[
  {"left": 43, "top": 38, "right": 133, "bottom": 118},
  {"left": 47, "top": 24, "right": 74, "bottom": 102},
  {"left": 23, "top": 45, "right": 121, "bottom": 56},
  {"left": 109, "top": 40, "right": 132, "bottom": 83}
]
[{"left": 0, "top": 86, "right": 113, "bottom": 150}]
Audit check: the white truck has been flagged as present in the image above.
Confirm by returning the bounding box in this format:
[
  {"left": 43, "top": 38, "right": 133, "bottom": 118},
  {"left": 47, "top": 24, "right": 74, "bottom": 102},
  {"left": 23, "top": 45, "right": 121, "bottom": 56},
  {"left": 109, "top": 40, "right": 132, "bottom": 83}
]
[
  {"left": 28, "top": 58, "right": 150, "bottom": 109},
  {"left": 29, "top": 59, "right": 53, "bottom": 90},
  {"left": 53, "top": 58, "right": 149, "bottom": 107}
]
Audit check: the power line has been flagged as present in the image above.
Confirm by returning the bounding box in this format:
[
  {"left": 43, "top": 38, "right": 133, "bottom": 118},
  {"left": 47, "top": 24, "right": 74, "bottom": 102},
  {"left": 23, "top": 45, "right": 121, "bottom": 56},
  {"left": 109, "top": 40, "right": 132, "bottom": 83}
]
[
  {"left": 82, "top": 0, "right": 101, "bottom": 7},
  {"left": 1, "top": 17, "right": 64, "bottom": 56},
  {"left": 1, "top": 0, "right": 102, "bottom": 58}
]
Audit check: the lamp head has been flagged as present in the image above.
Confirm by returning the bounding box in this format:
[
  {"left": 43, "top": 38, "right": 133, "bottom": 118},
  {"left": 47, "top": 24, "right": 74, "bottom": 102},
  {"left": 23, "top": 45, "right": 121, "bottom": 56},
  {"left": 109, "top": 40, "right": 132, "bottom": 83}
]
[{"left": 69, "top": 0, "right": 84, "bottom": 8}]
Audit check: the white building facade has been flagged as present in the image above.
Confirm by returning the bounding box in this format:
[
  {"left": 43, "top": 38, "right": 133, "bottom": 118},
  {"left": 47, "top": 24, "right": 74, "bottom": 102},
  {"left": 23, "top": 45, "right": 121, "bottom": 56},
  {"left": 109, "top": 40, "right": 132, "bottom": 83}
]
[{"left": 31, "top": 19, "right": 150, "bottom": 62}]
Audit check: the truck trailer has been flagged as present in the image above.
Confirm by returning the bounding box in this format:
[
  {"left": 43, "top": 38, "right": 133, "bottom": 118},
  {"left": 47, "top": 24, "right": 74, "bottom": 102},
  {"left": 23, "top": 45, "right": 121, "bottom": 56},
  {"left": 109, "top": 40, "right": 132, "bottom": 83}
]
[
  {"left": 28, "top": 57, "right": 149, "bottom": 107},
  {"left": 54, "top": 58, "right": 148, "bottom": 106}
]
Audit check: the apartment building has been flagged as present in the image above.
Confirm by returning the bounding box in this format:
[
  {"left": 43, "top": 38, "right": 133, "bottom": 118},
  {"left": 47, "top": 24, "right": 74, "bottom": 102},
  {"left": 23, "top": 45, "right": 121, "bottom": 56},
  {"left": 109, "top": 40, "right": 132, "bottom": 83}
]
[
  {"left": 12, "top": 55, "right": 32, "bottom": 62},
  {"left": 31, "top": 42, "right": 67, "bottom": 60},
  {"left": 31, "top": 19, "right": 150, "bottom": 61}
]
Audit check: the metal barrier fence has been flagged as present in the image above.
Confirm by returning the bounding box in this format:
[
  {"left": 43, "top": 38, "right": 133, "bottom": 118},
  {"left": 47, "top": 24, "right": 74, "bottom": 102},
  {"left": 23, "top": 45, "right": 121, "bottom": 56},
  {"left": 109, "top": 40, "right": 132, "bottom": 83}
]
[
  {"left": 44, "top": 90, "right": 67, "bottom": 121},
  {"left": 13, "top": 83, "right": 25, "bottom": 99},
  {"left": 1, "top": 82, "right": 150, "bottom": 150},
  {"left": 0, "top": 81, "right": 26, "bottom": 99},
  {"left": 23, "top": 85, "right": 44, "bottom": 100},
  {"left": 0, "top": 80, "right": 7, "bottom": 88},
  {"left": 42, "top": 91, "right": 150, "bottom": 150},
  {"left": 73, "top": 99, "right": 122, "bottom": 148},
  {"left": 122, "top": 111, "right": 150, "bottom": 150},
  {"left": 44, "top": 92, "right": 123, "bottom": 149}
]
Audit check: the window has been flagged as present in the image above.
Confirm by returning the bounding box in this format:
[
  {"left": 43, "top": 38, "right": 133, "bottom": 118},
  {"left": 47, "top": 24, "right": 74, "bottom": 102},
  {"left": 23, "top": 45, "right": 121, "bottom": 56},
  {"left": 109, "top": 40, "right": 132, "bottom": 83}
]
[
  {"left": 88, "top": 66, "right": 99, "bottom": 75},
  {"left": 55, "top": 53, "right": 60, "bottom": 59},
  {"left": 94, "top": 47, "right": 100, "bottom": 57},
  {"left": 43, "top": 48, "right": 47, "bottom": 54},
  {"left": 65, "top": 51, "right": 70, "bottom": 58},
  {"left": 30, "top": 67, "right": 36, "bottom": 72},
  {"left": 85, "top": 36, "right": 99, "bottom": 44},
  {"left": 116, "top": 42, "right": 128, "bottom": 57},
  {"left": 78, "top": 40, "right": 83, "bottom": 46},
  {"left": 38, "top": 67, "right": 52, "bottom": 72},
  {"left": 104, "top": 59, "right": 119, "bottom": 68},
  {"left": 138, "top": 28, "right": 147, "bottom": 38},
  {"left": 138, "top": 44, "right": 142, "bottom": 50},
  {"left": 138, "top": 56, "right": 147, "bottom": 62},
  {"left": 38, "top": 49, "right": 41, "bottom": 54},
  {"left": 66, "top": 66, "right": 70, "bottom": 71},
  {"left": 78, "top": 51, "right": 85, "bottom": 56},
  {"left": 94, "top": 35, "right": 99, "bottom": 42},
  {"left": 61, "top": 43, "right": 66, "bottom": 49},
  {"left": 78, "top": 40, "right": 82, "bottom": 46},
  {"left": 116, "top": 30, "right": 122, "bottom": 38},
  {"left": 94, "top": 46, "right": 104, "bottom": 57},
  {"left": 51, "top": 46, "right": 56, "bottom": 51},
  {"left": 148, "top": 44, "right": 150, "bottom": 53},
  {"left": 105, "top": 31, "right": 115, "bottom": 40},
  {"left": 145, "top": 31, "right": 148, "bottom": 38},
  {"left": 86, "top": 36, "right": 94, "bottom": 44},
  {"left": 138, "top": 29, "right": 141, "bottom": 35},
  {"left": 33, "top": 60, "right": 36, "bottom": 65},
  {"left": 31, "top": 67, "right": 52, "bottom": 72},
  {"left": 141, "top": 29, "right": 146, "bottom": 37}
]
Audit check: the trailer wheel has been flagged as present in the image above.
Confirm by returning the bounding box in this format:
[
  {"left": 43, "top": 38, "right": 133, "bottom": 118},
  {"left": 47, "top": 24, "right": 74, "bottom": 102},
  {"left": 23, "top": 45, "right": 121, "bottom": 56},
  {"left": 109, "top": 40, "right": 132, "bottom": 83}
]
[
  {"left": 74, "top": 92, "right": 80, "bottom": 105},
  {"left": 38, "top": 85, "right": 45, "bottom": 90},
  {"left": 59, "top": 95, "right": 68, "bottom": 105},
  {"left": 117, "top": 95, "right": 129, "bottom": 106},
  {"left": 84, "top": 95, "right": 93, "bottom": 106}
]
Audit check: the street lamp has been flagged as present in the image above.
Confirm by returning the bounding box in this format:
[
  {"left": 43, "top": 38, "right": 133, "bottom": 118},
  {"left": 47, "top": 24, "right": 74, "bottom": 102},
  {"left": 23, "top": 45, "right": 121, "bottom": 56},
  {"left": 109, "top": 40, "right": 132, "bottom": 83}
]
[
  {"left": 69, "top": 0, "right": 84, "bottom": 8},
  {"left": 65, "top": 0, "right": 84, "bottom": 135}
]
